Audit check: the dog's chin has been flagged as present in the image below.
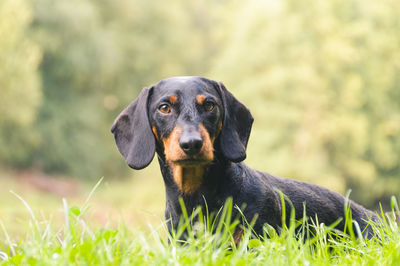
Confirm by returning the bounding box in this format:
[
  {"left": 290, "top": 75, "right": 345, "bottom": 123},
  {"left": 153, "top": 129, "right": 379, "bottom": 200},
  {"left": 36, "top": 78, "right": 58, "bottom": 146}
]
[{"left": 172, "top": 158, "right": 212, "bottom": 167}]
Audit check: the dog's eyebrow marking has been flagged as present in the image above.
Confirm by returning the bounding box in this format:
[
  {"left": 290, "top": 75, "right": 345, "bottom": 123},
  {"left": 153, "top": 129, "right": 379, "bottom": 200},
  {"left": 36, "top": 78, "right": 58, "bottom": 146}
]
[
  {"left": 169, "top": 95, "right": 178, "bottom": 104},
  {"left": 196, "top": 94, "right": 206, "bottom": 105}
]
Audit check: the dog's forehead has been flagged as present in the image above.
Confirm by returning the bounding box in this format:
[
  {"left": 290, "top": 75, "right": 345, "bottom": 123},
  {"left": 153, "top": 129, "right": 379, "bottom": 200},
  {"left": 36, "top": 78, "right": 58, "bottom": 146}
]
[{"left": 153, "top": 76, "right": 218, "bottom": 99}]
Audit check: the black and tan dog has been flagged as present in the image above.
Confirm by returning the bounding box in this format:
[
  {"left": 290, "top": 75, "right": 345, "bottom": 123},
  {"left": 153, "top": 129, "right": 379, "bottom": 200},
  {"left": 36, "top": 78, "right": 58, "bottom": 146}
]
[{"left": 111, "top": 76, "right": 376, "bottom": 238}]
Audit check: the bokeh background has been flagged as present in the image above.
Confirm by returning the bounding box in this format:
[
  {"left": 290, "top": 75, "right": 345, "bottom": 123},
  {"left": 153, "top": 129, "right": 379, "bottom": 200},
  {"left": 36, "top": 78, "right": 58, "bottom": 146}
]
[{"left": 1, "top": 0, "right": 399, "bottom": 235}]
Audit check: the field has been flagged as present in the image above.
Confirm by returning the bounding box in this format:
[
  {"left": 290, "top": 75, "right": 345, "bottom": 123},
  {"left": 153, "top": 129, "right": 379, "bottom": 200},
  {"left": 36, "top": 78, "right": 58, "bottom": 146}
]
[
  {"left": 1, "top": 0, "right": 400, "bottom": 264},
  {"left": 1, "top": 166, "right": 400, "bottom": 265}
]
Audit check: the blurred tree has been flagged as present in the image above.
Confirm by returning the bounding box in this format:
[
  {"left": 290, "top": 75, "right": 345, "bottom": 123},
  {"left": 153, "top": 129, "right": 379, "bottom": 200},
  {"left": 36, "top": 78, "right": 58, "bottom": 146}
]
[
  {"left": 211, "top": 0, "right": 400, "bottom": 206},
  {"left": 1, "top": 0, "right": 398, "bottom": 206},
  {"left": 0, "top": 0, "right": 42, "bottom": 167},
  {"left": 31, "top": 0, "right": 225, "bottom": 179}
]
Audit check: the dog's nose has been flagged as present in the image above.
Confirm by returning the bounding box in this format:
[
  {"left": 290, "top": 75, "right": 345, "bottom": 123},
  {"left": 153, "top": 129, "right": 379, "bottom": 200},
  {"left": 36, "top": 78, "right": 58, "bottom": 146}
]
[{"left": 179, "top": 134, "right": 203, "bottom": 156}]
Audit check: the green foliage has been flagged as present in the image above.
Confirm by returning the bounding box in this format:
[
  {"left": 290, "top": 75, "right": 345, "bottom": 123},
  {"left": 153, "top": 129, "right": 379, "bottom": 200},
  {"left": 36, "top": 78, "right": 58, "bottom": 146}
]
[
  {"left": 211, "top": 0, "right": 400, "bottom": 206},
  {"left": 0, "top": 0, "right": 42, "bottom": 167},
  {"left": 1, "top": 192, "right": 399, "bottom": 265},
  {"left": 0, "top": 0, "right": 398, "bottom": 205},
  {"left": 29, "top": 0, "right": 226, "bottom": 179}
]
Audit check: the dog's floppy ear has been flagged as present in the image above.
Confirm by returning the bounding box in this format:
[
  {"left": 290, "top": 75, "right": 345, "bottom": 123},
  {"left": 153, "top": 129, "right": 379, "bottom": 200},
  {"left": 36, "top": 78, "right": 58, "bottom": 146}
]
[
  {"left": 110, "top": 87, "right": 155, "bottom": 170},
  {"left": 215, "top": 82, "right": 254, "bottom": 162}
]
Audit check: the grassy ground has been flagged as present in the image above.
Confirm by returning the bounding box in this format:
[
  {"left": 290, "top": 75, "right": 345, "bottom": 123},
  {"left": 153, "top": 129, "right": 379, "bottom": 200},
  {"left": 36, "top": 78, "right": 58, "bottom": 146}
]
[
  {"left": 0, "top": 161, "right": 165, "bottom": 237},
  {"left": 1, "top": 167, "right": 400, "bottom": 265}
]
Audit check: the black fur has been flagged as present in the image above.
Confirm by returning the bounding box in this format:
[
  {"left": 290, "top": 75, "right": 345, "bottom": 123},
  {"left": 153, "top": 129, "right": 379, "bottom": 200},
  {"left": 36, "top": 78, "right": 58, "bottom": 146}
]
[
  {"left": 215, "top": 82, "right": 254, "bottom": 162},
  {"left": 111, "top": 87, "right": 155, "bottom": 169},
  {"left": 112, "top": 76, "right": 376, "bottom": 238}
]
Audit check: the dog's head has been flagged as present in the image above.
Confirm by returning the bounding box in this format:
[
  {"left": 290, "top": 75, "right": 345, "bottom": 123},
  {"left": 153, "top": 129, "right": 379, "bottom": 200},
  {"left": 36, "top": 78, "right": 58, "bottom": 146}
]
[{"left": 111, "top": 77, "right": 253, "bottom": 191}]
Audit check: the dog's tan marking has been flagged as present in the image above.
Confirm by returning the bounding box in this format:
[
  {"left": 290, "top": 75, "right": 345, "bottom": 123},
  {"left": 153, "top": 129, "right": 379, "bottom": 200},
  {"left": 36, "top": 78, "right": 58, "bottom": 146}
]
[
  {"left": 162, "top": 126, "right": 186, "bottom": 162},
  {"left": 163, "top": 124, "right": 215, "bottom": 163},
  {"left": 171, "top": 164, "right": 205, "bottom": 194},
  {"left": 196, "top": 94, "right": 206, "bottom": 105},
  {"left": 169, "top": 95, "right": 178, "bottom": 104},
  {"left": 198, "top": 123, "right": 214, "bottom": 161},
  {"left": 152, "top": 126, "right": 159, "bottom": 141},
  {"left": 217, "top": 120, "right": 223, "bottom": 136},
  {"left": 162, "top": 123, "right": 217, "bottom": 194}
]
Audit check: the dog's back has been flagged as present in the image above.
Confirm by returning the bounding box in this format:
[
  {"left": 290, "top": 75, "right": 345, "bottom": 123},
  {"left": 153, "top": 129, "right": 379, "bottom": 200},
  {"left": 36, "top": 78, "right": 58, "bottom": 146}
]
[{"left": 263, "top": 171, "right": 376, "bottom": 236}]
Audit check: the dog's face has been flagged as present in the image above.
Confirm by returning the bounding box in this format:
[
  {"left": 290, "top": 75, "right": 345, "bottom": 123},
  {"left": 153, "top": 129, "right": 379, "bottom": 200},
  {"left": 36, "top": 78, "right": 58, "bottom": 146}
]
[
  {"left": 148, "top": 77, "right": 223, "bottom": 166},
  {"left": 111, "top": 76, "right": 253, "bottom": 193}
]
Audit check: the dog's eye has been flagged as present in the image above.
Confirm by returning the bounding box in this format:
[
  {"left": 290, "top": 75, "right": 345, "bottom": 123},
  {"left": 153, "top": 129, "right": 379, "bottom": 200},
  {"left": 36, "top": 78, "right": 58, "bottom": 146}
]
[
  {"left": 204, "top": 101, "right": 214, "bottom": 112},
  {"left": 158, "top": 104, "right": 171, "bottom": 114}
]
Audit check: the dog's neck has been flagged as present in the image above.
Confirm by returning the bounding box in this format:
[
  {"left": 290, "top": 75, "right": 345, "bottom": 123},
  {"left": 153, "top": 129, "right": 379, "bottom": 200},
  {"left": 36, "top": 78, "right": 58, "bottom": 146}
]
[
  {"left": 168, "top": 163, "right": 205, "bottom": 194},
  {"left": 157, "top": 152, "right": 246, "bottom": 231},
  {"left": 157, "top": 152, "right": 233, "bottom": 197}
]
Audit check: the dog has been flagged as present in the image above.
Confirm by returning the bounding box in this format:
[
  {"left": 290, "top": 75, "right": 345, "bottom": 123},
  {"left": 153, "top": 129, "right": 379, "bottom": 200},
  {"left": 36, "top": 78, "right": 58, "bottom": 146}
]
[{"left": 111, "top": 76, "right": 376, "bottom": 239}]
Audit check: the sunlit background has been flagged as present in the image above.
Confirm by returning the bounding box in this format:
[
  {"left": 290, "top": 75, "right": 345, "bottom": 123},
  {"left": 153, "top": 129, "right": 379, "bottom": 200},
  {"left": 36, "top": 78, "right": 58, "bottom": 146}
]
[{"left": 1, "top": 0, "right": 399, "bottom": 236}]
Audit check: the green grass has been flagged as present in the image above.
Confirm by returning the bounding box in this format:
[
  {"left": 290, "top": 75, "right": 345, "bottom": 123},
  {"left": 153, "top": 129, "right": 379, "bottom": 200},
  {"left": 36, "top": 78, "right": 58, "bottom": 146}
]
[
  {"left": 0, "top": 165, "right": 165, "bottom": 238},
  {"left": 1, "top": 182, "right": 400, "bottom": 265}
]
